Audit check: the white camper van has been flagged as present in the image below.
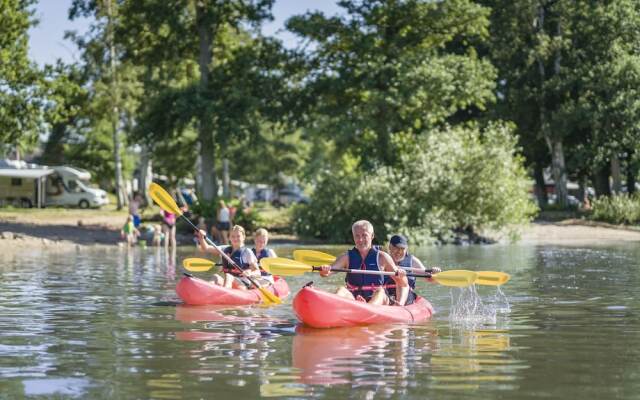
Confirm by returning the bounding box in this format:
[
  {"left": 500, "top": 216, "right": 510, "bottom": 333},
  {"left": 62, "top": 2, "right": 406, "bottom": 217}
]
[{"left": 45, "top": 166, "right": 109, "bottom": 208}]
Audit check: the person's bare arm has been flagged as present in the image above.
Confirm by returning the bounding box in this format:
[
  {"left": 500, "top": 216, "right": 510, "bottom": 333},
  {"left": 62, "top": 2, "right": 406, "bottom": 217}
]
[
  {"left": 411, "top": 256, "right": 426, "bottom": 272},
  {"left": 319, "top": 253, "right": 349, "bottom": 276},
  {"left": 196, "top": 229, "right": 221, "bottom": 256},
  {"left": 379, "top": 252, "right": 408, "bottom": 286}
]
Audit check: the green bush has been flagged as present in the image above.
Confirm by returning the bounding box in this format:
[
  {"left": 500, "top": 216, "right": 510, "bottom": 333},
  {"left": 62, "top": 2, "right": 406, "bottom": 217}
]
[
  {"left": 293, "top": 123, "right": 538, "bottom": 243},
  {"left": 590, "top": 194, "right": 640, "bottom": 224},
  {"left": 190, "top": 198, "right": 263, "bottom": 233}
]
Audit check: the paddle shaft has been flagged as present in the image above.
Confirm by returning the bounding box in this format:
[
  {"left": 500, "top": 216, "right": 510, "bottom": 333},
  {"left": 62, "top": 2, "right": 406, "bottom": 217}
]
[{"left": 317, "top": 266, "right": 433, "bottom": 279}]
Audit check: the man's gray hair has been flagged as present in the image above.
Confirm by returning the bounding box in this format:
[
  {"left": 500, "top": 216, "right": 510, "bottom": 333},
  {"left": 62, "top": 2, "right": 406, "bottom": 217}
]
[{"left": 351, "top": 220, "right": 374, "bottom": 234}]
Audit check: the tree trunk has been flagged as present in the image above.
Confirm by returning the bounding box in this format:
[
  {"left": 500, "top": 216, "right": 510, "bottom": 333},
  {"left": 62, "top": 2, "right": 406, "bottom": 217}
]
[
  {"left": 196, "top": 4, "right": 218, "bottom": 202},
  {"left": 222, "top": 158, "right": 230, "bottom": 198},
  {"left": 611, "top": 154, "right": 622, "bottom": 194},
  {"left": 41, "top": 123, "right": 66, "bottom": 165},
  {"left": 537, "top": 4, "right": 568, "bottom": 208},
  {"left": 139, "top": 144, "right": 153, "bottom": 206},
  {"left": 533, "top": 163, "right": 548, "bottom": 207},
  {"left": 106, "top": 0, "right": 125, "bottom": 209},
  {"left": 627, "top": 149, "right": 636, "bottom": 194},
  {"left": 593, "top": 164, "right": 611, "bottom": 197}
]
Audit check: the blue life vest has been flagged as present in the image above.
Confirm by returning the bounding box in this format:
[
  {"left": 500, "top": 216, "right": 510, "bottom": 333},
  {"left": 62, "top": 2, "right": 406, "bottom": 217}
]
[
  {"left": 222, "top": 246, "right": 251, "bottom": 276},
  {"left": 252, "top": 247, "right": 273, "bottom": 276},
  {"left": 345, "top": 247, "right": 385, "bottom": 300},
  {"left": 385, "top": 252, "right": 418, "bottom": 305},
  {"left": 386, "top": 253, "right": 417, "bottom": 289},
  {"left": 252, "top": 247, "right": 270, "bottom": 261}
]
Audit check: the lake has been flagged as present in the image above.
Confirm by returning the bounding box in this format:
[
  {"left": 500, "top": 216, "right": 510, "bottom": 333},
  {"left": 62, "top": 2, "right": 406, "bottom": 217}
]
[{"left": 0, "top": 243, "right": 639, "bottom": 399}]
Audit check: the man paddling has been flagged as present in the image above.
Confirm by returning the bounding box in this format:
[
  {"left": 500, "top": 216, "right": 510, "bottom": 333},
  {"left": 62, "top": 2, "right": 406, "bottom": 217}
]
[
  {"left": 385, "top": 234, "right": 442, "bottom": 305},
  {"left": 319, "top": 220, "right": 410, "bottom": 305}
]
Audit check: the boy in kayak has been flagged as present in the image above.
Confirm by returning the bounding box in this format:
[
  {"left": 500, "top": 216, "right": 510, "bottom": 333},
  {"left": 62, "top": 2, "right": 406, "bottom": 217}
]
[
  {"left": 196, "top": 225, "right": 271, "bottom": 289},
  {"left": 385, "top": 234, "right": 442, "bottom": 305},
  {"left": 319, "top": 220, "right": 410, "bottom": 305}
]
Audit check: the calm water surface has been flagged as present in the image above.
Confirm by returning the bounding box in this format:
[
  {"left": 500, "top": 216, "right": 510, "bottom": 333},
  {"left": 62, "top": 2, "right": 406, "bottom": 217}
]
[{"left": 0, "top": 243, "right": 639, "bottom": 399}]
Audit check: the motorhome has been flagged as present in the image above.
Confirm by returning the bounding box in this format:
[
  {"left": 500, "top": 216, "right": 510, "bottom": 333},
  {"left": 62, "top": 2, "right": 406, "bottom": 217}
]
[{"left": 45, "top": 166, "right": 109, "bottom": 208}]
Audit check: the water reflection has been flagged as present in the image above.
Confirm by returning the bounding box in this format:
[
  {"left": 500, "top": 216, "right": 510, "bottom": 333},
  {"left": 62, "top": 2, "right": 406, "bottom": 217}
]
[{"left": 2, "top": 244, "right": 640, "bottom": 399}]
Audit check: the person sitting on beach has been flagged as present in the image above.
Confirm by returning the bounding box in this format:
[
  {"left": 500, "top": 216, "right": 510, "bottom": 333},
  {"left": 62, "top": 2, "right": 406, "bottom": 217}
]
[
  {"left": 196, "top": 225, "right": 270, "bottom": 289},
  {"left": 384, "top": 234, "right": 441, "bottom": 305},
  {"left": 120, "top": 215, "right": 140, "bottom": 246},
  {"left": 319, "top": 220, "right": 409, "bottom": 305}
]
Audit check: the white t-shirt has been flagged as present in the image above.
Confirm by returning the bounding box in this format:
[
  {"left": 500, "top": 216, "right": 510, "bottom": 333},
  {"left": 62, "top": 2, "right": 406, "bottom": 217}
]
[{"left": 218, "top": 207, "right": 230, "bottom": 222}]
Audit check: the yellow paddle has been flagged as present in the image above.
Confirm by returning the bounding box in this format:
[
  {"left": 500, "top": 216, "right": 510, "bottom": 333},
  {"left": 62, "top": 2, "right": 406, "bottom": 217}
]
[
  {"left": 182, "top": 258, "right": 219, "bottom": 272},
  {"left": 149, "top": 183, "right": 281, "bottom": 305},
  {"left": 293, "top": 249, "right": 510, "bottom": 286},
  {"left": 261, "top": 257, "right": 478, "bottom": 288},
  {"left": 475, "top": 271, "right": 511, "bottom": 286}
]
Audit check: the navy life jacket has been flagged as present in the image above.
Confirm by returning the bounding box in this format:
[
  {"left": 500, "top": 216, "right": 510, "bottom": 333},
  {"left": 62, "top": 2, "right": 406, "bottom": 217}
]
[
  {"left": 384, "top": 252, "right": 418, "bottom": 305},
  {"left": 345, "top": 247, "right": 386, "bottom": 301},
  {"left": 222, "top": 246, "right": 251, "bottom": 276},
  {"left": 252, "top": 247, "right": 273, "bottom": 277}
]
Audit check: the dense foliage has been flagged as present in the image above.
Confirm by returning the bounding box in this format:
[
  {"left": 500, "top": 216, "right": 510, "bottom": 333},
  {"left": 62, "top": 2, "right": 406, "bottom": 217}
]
[
  {"left": 7, "top": 0, "right": 640, "bottom": 239},
  {"left": 293, "top": 124, "right": 537, "bottom": 243},
  {"left": 590, "top": 195, "right": 640, "bottom": 225}
]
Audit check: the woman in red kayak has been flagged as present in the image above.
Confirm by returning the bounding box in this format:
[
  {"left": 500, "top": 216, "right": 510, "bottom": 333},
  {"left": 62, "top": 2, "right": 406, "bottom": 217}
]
[
  {"left": 196, "top": 225, "right": 270, "bottom": 289},
  {"left": 319, "top": 220, "right": 410, "bottom": 305}
]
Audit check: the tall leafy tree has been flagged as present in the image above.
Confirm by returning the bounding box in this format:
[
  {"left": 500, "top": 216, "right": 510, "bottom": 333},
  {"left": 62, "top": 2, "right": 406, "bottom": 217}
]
[
  {"left": 0, "top": 0, "right": 43, "bottom": 151},
  {"left": 287, "top": 0, "right": 496, "bottom": 169},
  {"left": 117, "top": 0, "right": 292, "bottom": 202},
  {"left": 483, "top": 0, "right": 640, "bottom": 203}
]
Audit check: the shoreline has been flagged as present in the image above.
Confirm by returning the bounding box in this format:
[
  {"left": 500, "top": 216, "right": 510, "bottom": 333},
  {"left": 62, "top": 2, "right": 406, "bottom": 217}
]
[{"left": 2, "top": 214, "right": 640, "bottom": 253}]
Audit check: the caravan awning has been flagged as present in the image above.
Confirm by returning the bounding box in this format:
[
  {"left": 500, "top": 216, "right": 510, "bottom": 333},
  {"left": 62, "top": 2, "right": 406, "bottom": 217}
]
[{"left": 0, "top": 169, "right": 54, "bottom": 179}]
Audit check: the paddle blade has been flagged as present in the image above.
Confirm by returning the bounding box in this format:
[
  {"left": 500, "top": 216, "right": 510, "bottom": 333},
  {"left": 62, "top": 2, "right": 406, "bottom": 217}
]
[
  {"left": 182, "top": 258, "right": 216, "bottom": 272},
  {"left": 433, "top": 270, "right": 478, "bottom": 288},
  {"left": 257, "top": 286, "right": 282, "bottom": 305},
  {"left": 293, "top": 250, "right": 336, "bottom": 266},
  {"left": 149, "top": 182, "right": 183, "bottom": 215},
  {"left": 260, "top": 257, "right": 314, "bottom": 276},
  {"left": 475, "top": 271, "right": 510, "bottom": 286}
]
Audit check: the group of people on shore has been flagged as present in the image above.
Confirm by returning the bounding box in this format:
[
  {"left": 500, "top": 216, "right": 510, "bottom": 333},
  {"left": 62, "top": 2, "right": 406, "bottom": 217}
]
[
  {"left": 195, "top": 219, "right": 440, "bottom": 307},
  {"left": 119, "top": 192, "right": 174, "bottom": 249}
]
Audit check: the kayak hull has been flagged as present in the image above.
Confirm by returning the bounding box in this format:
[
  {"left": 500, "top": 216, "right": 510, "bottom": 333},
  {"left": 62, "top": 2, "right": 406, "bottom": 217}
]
[
  {"left": 176, "top": 275, "right": 290, "bottom": 306},
  {"left": 292, "top": 286, "right": 434, "bottom": 328}
]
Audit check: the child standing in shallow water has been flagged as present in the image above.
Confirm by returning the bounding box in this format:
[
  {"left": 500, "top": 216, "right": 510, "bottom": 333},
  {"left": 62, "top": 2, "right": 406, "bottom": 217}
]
[{"left": 121, "top": 215, "right": 140, "bottom": 246}]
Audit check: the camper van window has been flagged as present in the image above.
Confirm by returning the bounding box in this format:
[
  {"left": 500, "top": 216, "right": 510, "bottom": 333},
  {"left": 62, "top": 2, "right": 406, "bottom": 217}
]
[
  {"left": 11, "top": 178, "right": 22, "bottom": 186},
  {"left": 68, "top": 180, "right": 82, "bottom": 193}
]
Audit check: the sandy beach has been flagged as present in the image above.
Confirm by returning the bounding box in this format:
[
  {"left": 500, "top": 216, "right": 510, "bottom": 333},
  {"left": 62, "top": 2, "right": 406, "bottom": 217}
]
[{"left": 2, "top": 210, "right": 640, "bottom": 252}]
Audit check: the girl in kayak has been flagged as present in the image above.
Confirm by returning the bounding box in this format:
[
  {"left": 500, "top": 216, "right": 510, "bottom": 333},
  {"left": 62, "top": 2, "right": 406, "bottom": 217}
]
[
  {"left": 385, "top": 234, "right": 441, "bottom": 305},
  {"left": 252, "top": 228, "right": 278, "bottom": 274},
  {"left": 319, "top": 220, "right": 410, "bottom": 305},
  {"left": 196, "top": 225, "right": 270, "bottom": 289}
]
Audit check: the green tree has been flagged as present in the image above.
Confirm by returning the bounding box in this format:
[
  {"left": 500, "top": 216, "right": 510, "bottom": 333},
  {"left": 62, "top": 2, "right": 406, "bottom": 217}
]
[
  {"left": 483, "top": 0, "right": 640, "bottom": 203},
  {"left": 0, "top": 0, "right": 43, "bottom": 151},
  {"left": 117, "top": 0, "right": 293, "bottom": 202},
  {"left": 294, "top": 123, "right": 536, "bottom": 243},
  {"left": 287, "top": 0, "right": 496, "bottom": 169}
]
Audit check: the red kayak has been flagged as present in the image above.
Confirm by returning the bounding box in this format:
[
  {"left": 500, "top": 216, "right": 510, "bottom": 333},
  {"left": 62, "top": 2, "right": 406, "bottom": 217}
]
[
  {"left": 176, "top": 275, "right": 290, "bottom": 306},
  {"left": 292, "top": 286, "right": 434, "bottom": 328}
]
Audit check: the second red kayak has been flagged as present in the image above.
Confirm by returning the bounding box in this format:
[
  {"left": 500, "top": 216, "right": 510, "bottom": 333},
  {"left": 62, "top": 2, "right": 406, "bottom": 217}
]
[
  {"left": 292, "top": 286, "right": 434, "bottom": 328},
  {"left": 176, "top": 275, "right": 290, "bottom": 306}
]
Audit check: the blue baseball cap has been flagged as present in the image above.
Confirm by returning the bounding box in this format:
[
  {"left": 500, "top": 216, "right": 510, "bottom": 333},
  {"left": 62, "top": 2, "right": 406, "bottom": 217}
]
[{"left": 389, "top": 234, "right": 408, "bottom": 248}]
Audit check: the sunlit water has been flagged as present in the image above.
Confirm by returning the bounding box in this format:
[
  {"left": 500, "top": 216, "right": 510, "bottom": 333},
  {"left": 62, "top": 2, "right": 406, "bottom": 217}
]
[{"left": 1, "top": 243, "right": 639, "bottom": 399}]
